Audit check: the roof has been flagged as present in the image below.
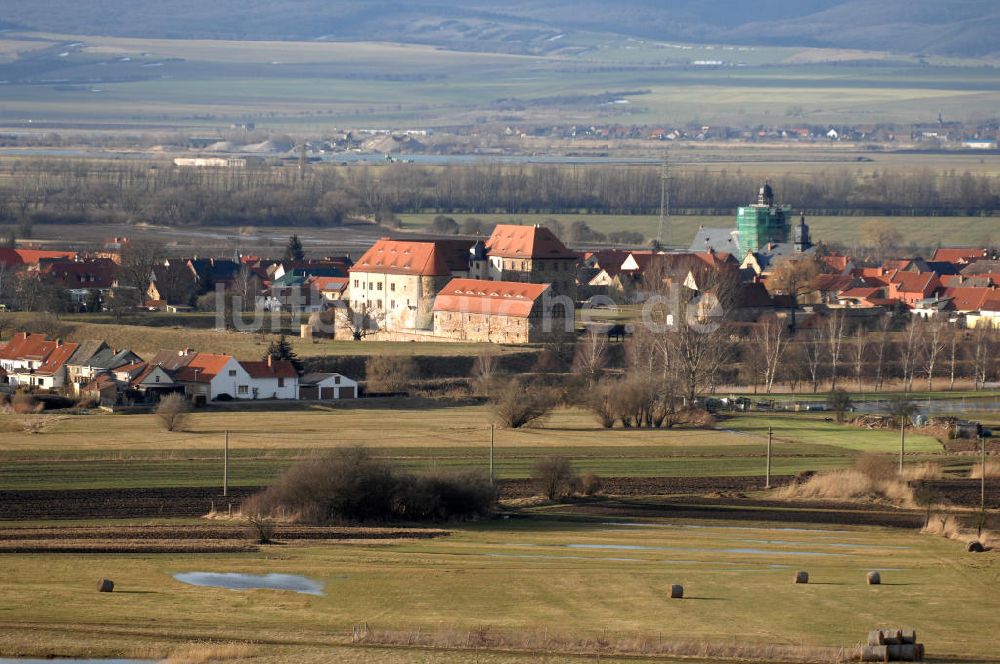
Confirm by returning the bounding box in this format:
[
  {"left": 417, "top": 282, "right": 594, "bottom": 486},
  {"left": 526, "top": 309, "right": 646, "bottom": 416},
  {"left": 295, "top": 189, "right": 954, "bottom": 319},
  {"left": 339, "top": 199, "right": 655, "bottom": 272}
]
[
  {"left": 820, "top": 255, "right": 852, "bottom": 272},
  {"left": 35, "top": 342, "right": 79, "bottom": 375},
  {"left": 174, "top": 353, "right": 234, "bottom": 382},
  {"left": 0, "top": 248, "right": 77, "bottom": 267},
  {"left": 931, "top": 247, "right": 986, "bottom": 264},
  {"left": 41, "top": 259, "right": 117, "bottom": 289},
  {"left": 942, "top": 286, "right": 996, "bottom": 312},
  {"left": 889, "top": 271, "right": 938, "bottom": 294},
  {"left": 689, "top": 227, "right": 743, "bottom": 255},
  {"left": 485, "top": 225, "right": 576, "bottom": 259},
  {"left": 147, "top": 349, "right": 197, "bottom": 371},
  {"left": 351, "top": 239, "right": 454, "bottom": 277},
  {"left": 812, "top": 274, "right": 856, "bottom": 293},
  {"left": 82, "top": 373, "right": 118, "bottom": 393},
  {"left": 0, "top": 332, "right": 62, "bottom": 362},
  {"left": 300, "top": 372, "right": 352, "bottom": 386},
  {"left": 240, "top": 359, "right": 298, "bottom": 379},
  {"left": 309, "top": 276, "right": 349, "bottom": 292},
  {"left": 66, "top": 340, "right": 109, "bottom": 367},
  {"left": 88, "top": 348, "right": 142, "bottom": 370},
  {"left": 432, "top": 278, "right": 550, "bottom": 317}
]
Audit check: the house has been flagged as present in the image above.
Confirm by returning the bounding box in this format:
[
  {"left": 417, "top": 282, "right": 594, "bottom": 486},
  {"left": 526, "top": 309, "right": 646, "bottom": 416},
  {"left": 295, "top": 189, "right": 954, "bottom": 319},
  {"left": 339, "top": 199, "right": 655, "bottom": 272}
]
[
  {"left": 0, "top": 332, "right": 78, "bottom": 390},
  {"left": 310, "top": 276, "right": 349, "bottom": 303},
  {"left": 886, "top": 271, "right": 940, "bottom": 307},
  {"left": 148, "top": 263, "right": 198, "bottom": 307},
  {"left": 299, "top": 372, "right": 358, "bottom": 400},
  {"left": 932, "top": 247, "right": 988, "bottom": 264},
  {"left": 432, "top": 278, "right": 571, "bottom": 343},
  {"left": 129, "top": 363, "right": 180, "bottom": 400},
  {"left": 66, "top": 344, "right": 143, "bottom": 391},
  {"left": 80, "top": 373, "right": 120, "bottom": 407},
  {"left": 238, "top": 356, "right": 299, "bottom": 400},
  {"left": 173, "top": 352, "right": 250, "bottom": 401},
  {"left": 480, "top": 225, "right": 578, "bottom": 300},
  {"left": 40, "top": 259, "right": 117, "bottom": 308},
  {"left": 0, "top": 248, "right": 77, "bottom": 269}
]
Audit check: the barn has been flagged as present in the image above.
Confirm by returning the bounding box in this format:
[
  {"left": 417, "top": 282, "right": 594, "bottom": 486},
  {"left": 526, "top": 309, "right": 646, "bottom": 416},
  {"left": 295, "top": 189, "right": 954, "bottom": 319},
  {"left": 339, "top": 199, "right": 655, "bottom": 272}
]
[{"left": 299, "top": 373, "right": 358, "bottom": 400}]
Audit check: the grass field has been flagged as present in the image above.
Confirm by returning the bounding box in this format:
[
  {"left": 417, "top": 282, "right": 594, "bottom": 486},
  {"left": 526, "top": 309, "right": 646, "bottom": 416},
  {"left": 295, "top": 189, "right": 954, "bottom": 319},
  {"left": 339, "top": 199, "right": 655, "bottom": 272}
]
[
  {"left": 3, "top": 31, "right": 1000, "bottom": 129},
  {"left": 398, "top": 212, "right": 1000, "bottom": 248},
  {"left": 0, "top": 512, "right": 994, "bottom": 662},
  {"left": 0, "top": 405, "right": 945, "bottom": 490}
]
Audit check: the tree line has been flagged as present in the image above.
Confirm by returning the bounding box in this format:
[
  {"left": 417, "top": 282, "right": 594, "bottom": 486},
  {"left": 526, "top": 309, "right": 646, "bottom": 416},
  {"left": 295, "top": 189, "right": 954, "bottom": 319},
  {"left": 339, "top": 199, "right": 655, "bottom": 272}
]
[{"left": 1, "top": 159, "right": 999, "bottom": 230}]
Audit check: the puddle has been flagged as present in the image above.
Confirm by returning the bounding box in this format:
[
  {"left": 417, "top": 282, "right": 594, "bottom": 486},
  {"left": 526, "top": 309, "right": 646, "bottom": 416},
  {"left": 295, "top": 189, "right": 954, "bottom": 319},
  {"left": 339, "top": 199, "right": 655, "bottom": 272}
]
[
  {"left": 564, "top": 543, "right": 848, "bottom": 557},
  {"left": 603, "top": 522, "right": 855, "bottom": 535},
  {"left": 173, "top": 572, "right": 324, "bottom": 595},
  {"left": 739, "top": 539, "right": 911, "bottom": 550}
]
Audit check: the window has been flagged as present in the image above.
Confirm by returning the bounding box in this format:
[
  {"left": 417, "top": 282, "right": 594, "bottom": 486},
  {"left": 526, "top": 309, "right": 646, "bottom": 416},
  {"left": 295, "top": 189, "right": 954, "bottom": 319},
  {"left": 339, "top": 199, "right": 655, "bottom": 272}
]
[
  {"left": 390, "top": 283, "right": 396, "bottom": 292},
  {"left": 278, "top": 377, "right": 285, "bottom": 387},
  {"left": 228, "top": 369, "right": 237, "bottom": 376},
  {"left": 354, "top": 279, "right": 359, "bottom": 288},
  {"left": 334, "top": 375, "right": 341, "bottom": 384},
  {"left": 377, "top": 282, "right": 383, "bottom": 291},
  {"left": 238, "top": 385, "right": 249, "bottom": 395},
  {"left": 154, "top": 375, "right": 160, "bottom": 383},
  {"left": 390, "top": 300, "right": 396, "bottom": 309},
  {"left": 377, "top": 299, "right": 383, "bottom": 309}
]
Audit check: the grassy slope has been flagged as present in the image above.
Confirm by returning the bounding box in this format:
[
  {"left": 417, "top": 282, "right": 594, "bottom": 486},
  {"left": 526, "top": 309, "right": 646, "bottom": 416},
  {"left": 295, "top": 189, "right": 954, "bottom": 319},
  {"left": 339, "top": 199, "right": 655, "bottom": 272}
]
[
  {"left": 0, "top": 517, "right": 994, "bottom": 661},
  {"left": 0, "top": 406, "right": 943, "bottom": 489}
]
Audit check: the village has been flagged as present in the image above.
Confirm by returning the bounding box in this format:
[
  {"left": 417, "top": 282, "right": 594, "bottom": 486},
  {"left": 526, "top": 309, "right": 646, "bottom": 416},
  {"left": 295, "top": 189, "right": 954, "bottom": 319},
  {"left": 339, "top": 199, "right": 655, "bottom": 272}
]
[{"left": 2, "top": 182, "right": 1000, "bottom": 408}]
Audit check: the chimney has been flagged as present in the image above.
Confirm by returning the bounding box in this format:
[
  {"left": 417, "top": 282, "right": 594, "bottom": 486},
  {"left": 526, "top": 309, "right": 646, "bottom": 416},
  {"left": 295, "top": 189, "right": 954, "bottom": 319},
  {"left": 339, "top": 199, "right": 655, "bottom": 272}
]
[
  {"left": 267, "top": 354, "right": 273, "bottom": 368},
  {"left": 55, "top": 339, "right": 62, "bottom": 347}
]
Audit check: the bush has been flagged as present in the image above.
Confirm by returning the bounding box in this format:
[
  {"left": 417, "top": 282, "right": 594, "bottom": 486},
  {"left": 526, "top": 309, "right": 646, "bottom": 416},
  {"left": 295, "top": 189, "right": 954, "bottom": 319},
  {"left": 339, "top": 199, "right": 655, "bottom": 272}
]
[
  {"left": 586, "top": 381, "right": 617, "bottom": 428},
  {"left": 826, "top": 388, "right": 854, "bottom": 423},
  {"left": 533, "top": 455, "right": 578, "bottom": 500},
  {"left": 246, "top": 513, "right": 276, "bottom": 544},
  {"left": 243, "top": 447, "right": 495, "bottom": 524},
  {"left": 11, "top": 393, "right": 43, "bottom": 414},
  {"left": 580, "top": 472, "right": 604, "bottom": 496},
  {"left": 853, "top": 453, "right": 897, "bottom": 482},
  {"left": 490, "top": 378, "right": 556, "bottom": 428},
  {"left": 366, "top": 355, "right": 417, "bottom": 393},
  {"left": 155, "top": 393, "right": 191, "bottom": 432}
]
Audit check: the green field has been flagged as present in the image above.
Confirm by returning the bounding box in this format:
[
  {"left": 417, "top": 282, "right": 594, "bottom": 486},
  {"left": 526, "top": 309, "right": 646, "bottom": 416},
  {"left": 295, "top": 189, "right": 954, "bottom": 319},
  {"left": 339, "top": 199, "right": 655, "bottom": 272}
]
[
  {"left": 0, "top": 512, "right": 995, "bottom": 662},
  {"left": 0, "top": 405, "right": 946, "bottom": 490},
  {"left": 3, "top": 31, "right": 1000, "bottom": 128},
  {"left": 399, "top": 213, "right": 1000, "bottom": 248}
]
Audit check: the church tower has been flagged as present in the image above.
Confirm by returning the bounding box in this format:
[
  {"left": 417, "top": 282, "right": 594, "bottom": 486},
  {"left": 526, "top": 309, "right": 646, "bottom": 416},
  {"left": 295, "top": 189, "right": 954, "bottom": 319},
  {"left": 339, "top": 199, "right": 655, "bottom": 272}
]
[{"left": 736, "top": 181, "right": 791, "bottom": 253}]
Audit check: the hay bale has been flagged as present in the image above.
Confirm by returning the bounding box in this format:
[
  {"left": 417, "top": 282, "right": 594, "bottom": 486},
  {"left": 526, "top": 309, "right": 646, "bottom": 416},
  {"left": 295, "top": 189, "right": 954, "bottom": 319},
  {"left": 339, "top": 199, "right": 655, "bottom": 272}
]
[
  {"left": 868, "top": 630, "right": 886, "bottom": 646},
  {"left": 879, "top": 629, "right": 903, "bottom": 645},
  {"left": 669, "top": 584, "right": 683, "bottom": 599},
  {"left": 793, "top": 571, "right": 809, "bottom": 584},
  {"left": 861, "top": 645, "right": 889, "bottom": 662},
  {"left": 867, "top": 571, "right": 881, "bottom": 585},
  {"left": 966, "top": 540, "right": 985, "bottom": 553},
  {"left": 898, "top": 630, "right": 917, "bottom": 645},
  {"left": 97, "top": 578, "right": 114, "bottom": 592},
  {"left": 887, "top": 643, "right": 923, "bottom": 661}
]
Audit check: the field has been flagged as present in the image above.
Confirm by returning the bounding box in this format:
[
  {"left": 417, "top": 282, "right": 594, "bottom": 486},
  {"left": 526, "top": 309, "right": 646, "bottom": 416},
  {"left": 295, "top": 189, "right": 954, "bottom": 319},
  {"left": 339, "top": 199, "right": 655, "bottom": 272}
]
[
  {"left": 2, "top": 31, "right": 1000, "bottom": 130},
  {"left": 0, "top": 509, "right": 996, "bottom": 662}
]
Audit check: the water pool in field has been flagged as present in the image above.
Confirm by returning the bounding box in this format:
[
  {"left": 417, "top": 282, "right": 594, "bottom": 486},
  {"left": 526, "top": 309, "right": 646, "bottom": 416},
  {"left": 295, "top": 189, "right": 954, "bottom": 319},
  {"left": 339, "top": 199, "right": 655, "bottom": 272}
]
[{"left": 172, "top": 572, "right": 324, "bottom": 595}]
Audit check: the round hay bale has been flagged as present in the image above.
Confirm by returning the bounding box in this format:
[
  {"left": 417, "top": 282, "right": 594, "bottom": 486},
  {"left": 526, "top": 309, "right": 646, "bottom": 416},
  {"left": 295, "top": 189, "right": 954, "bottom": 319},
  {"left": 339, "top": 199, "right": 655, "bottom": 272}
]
[
  {"left": 899, "top": 629, "right": 917, "bottom": 644},
  {"left": 793, "top": 571, "right": 809, "bottom": 584},
  {"left": 966, "top": 540, "right": 985, "bottom": 553},
  {"left": 669, "top": 584, "right": 683, "bottom": 599},
  {"left": 887, "top": 643, "right": 922, "bottom": 661},
  {"left": 867, "top": 571, "right": 881, "bottom": 585},
  {"left": 97, "top": 578, "right": 114, "bottom": 593},
  {"left": 867, "top": 630, "right": 886, "bottom": 646},
  {"left": 861, "top": 645, "right": 889, "bottom": 662}
]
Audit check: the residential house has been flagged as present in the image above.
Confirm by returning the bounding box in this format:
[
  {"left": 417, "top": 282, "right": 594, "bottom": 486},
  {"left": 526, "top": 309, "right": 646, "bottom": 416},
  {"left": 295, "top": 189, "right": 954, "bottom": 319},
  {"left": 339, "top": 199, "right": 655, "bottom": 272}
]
[
  {"left": 173, "top": 352, "right": 250, "bottom": 401},
  {"left": 238, "top": 356, "right": 299, "bottom": 399},
  {"left": 0, "top": 332, "right": 78, "bottom": 390}
]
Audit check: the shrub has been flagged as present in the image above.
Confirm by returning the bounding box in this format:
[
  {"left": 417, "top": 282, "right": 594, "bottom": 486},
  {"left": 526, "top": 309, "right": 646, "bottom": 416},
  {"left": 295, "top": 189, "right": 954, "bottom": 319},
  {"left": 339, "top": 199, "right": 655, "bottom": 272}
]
[
  {"left": 156, "top": 393, "right": 191, "bottom": 432},
  {"left": 825, "top": 388, "right": 854, "bottom": 423},
  {"left": 490, "top": 378, "right": 556, "bottom": 429},
  {"left": 580, "top": 472, "right": 604, "bottom": 496},
  {"left": 533, "top": 455, "right": 578, "bottom": 500},
  {"left": 777, "top": 469, "right": 915, "bottom": 507},
  {"left": 586, "top": 381, "right": 617, "bottom": 428},
  {"left": 246, "top": 513, "right": 276, "bottom": 544},
  {"left": 366, "top": 355, "right": 417, "bottom": 393},
  {"left": 11, "top": 393, "right": 43, "bottom": 414},
  {"left": 853, "top": 453, "right": 897, "bottom": 482},
  {"left": 243, "top": 447, "right": 494, "bottom": 524}
]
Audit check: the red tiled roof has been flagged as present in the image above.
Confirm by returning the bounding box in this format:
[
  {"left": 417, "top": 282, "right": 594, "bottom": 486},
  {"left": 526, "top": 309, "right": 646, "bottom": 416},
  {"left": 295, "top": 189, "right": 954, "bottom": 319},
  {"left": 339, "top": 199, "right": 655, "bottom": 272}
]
[
  {"left": 433, "top": 278, "right": 550, "bottom": 318},
  {"left": 36, "top": 342, "right": 79, "bottom": 375},
  {"left": 0, "top": 332, "right": 53, "bottom": 361},
  {"left": 309, "top": 276, "right": 348, "bottom": 292},
  {"left": 821, "top": 255, "right": 851, "bottom": 272},
  {"left": 486, "top": 225, "right": 576, "bottom": 259},
  {"left": 240, "top": 359, "right": 298, "bottom": 379},
  {"left": 351, "top": 239, "right": 453, "bottom": 277},
  {"left": 889, "top": 271, "right": 938, "bottom": 293},
  {"left": 812, "top": 274, "right": 855, "bottom": 293},
  {"left": 174, "top": 353, "right": 233, "bottom": 382},
  {"left": 0, "top": 249, "right": 77, "bottom": 267},
  {"left": 932, "top": 247, "right": 986, "bottom": 263},
  {"left": 41, "top": 259, "right": 117, "bottom": 289},
  {"left": 942, "top": 286, "right": 996, "bottom": 312}
]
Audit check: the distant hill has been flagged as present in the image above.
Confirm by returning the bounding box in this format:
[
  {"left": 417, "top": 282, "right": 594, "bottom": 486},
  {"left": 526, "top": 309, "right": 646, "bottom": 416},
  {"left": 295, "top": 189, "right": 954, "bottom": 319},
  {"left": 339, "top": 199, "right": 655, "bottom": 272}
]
[{"left": 5, "top": 0, "right": 1000, "bottom": 58}]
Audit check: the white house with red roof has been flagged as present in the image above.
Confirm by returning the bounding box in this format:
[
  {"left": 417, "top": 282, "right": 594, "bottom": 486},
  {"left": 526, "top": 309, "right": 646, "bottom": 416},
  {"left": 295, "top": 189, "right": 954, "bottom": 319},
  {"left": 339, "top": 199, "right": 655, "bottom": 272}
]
[
  {"left": 239, "top": 356, "right": 299, "bottom": 399},
  {"left": 0, "top": 332, "right": 79, "bottom": 390}
]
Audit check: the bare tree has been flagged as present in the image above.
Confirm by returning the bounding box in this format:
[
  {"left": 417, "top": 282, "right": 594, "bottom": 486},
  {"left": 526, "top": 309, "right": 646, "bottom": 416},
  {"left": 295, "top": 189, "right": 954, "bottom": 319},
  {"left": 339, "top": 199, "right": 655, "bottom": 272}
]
[
  {"left": 155, "top": 393, "right": 191, "bottom": 432},
  {"left": 116, "top": 239, "right": 165, "bottom": 310},
  {"left": 947, "top": 327, "right": 962, "bottom": 391},
  {"left": 802, "top": 330, "right": 825, "bottom": 393},
  {"left": 752, "top": 316, "right": 788, "bottom": 394},
  {"left": 920, "top": 317, "right": 948, "bottom": 391},
  {"left": 825, "top": 311, "right": 847, "bottom": 391},
  {"left": 767, "top": 256, "right": 823, "bottom": 332},
  {"left": 334, "top": 301, "right": 384, "bottom": 341},
  {"left": 850, "top": 324, "right": 869, "bottom": 392},
  {"left": 899, "top": 320, "right": 920, "bottom": 392},
  {"left": 971, "top": 325, "right": 995, "bottom": 390},
  {"left": 872, "top": 314, "right": 892, "bottom": 391},
  {"left": 573, "top": 328, "right": 608, "bottom": 387}
]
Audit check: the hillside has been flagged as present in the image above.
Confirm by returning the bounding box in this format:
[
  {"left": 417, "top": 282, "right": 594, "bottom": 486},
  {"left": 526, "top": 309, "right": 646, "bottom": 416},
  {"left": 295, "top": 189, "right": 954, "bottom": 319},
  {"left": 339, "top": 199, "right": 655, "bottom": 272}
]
[{"left": 4, "top": 0, "right": 1000, "bottom": 58}]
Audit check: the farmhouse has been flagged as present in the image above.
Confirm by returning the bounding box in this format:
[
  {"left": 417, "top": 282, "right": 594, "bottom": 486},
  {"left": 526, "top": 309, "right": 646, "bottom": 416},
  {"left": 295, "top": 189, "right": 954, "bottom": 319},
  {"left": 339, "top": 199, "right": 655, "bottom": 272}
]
[{"left": 432, "top": 278, "right": 571, "bottom": 343}]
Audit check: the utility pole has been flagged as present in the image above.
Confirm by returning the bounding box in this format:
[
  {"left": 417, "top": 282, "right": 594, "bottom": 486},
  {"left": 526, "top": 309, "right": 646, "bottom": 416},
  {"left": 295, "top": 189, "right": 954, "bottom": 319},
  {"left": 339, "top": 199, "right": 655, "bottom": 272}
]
[
  {"left": 899, "top": 417, "right": 905, "bottom": 475},
  {"left": 981, "top": 436, "right": 987, "bottom": 531},
  {"left": 657, "top": 151, "right": 671, "bottom": 249},
  {"left": 224, "top": 430, "right": 229, "bottom": 497},
  {"left": 490, "top": 424, "right": 495, "bottom": 486},
  {"left": 765, "top": 426, "right": 773, "bottom": 489}
]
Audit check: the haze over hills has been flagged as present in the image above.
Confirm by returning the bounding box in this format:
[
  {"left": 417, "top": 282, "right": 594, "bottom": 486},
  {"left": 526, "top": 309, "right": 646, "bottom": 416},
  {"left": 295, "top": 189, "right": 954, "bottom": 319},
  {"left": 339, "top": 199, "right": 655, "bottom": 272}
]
[{"left": 4, "top": 0, "right": 1000, "bottom": 58}]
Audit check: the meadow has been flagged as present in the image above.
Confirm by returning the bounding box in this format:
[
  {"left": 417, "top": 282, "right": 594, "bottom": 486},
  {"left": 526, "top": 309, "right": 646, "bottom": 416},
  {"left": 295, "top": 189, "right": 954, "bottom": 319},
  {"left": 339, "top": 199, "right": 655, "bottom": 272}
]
[
  {"left": 3, "top": 31, "right": 1000, "bottom": 129},
  {"left": 0, "top": 512, "right": 994, "bottom": 662}
]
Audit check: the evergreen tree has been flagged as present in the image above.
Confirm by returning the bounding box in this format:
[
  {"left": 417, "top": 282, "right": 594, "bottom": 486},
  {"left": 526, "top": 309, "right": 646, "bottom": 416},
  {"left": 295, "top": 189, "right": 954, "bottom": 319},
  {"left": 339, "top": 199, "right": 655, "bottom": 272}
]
[
  {"left": 264, "top": 334, "right": 304, "bottom": 374},
  {"left": 284, "top": 235, "right": 305, "bottom": 262}
]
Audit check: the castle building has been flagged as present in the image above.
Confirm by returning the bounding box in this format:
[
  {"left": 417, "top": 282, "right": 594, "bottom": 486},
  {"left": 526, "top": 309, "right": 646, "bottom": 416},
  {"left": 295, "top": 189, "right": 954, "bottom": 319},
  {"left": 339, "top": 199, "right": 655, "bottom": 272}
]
[{"left": 478, "top": 224, "right": 578, "bottom": 300}]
